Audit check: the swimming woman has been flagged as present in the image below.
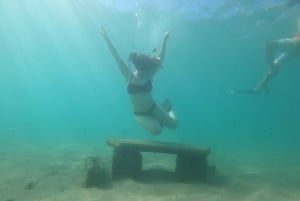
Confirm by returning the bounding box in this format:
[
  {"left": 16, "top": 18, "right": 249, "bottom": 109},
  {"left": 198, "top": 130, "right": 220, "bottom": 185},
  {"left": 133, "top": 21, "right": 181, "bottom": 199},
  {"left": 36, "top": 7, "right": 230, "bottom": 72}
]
[
  {"left": 232, "top": 19, "right": 300, "bottom": 94},
  {"left": 100, "top": 27, "right": 178, "bottom": 135}
]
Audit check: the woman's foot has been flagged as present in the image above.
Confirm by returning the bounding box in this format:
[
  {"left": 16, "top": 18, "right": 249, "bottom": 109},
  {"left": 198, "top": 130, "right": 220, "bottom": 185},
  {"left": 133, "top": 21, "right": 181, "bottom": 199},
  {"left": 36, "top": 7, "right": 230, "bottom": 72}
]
[{"left": 160, "top": 99, "right": 172, "bottom": 112}]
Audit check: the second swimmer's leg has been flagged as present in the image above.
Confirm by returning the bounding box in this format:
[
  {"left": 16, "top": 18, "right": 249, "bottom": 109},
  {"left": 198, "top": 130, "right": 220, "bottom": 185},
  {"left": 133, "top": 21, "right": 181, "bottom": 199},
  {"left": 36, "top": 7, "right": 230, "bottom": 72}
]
[
  {"left": 134, "top": 115, "right": 162, "bottom": 135},
  {"left": 254, "top": 52, "right": 289, "bottom": 93}
]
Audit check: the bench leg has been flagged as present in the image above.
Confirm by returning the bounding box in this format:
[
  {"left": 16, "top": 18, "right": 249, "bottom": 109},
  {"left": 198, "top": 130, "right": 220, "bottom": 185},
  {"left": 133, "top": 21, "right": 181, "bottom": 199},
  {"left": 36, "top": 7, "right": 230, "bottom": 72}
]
[
  {"left": 112, "top": 149, "right": 142, "bottom": 180},
  {"left": 176, "top": 154, "right": 207, "bottom": 182}
]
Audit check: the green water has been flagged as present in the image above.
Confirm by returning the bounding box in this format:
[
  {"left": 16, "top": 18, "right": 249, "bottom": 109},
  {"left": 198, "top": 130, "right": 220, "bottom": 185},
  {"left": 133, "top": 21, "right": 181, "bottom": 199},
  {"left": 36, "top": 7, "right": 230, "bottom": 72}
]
[{"left": 0, "top": 0, "right": 299, "bottom": 167}]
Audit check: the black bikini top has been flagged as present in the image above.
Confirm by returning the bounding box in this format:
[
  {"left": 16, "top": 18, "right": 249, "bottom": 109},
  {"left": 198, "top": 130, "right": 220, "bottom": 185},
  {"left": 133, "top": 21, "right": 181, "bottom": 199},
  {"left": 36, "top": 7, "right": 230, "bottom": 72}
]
[{"left": 127, "top": 80, "right": 152, "bottom": 94}]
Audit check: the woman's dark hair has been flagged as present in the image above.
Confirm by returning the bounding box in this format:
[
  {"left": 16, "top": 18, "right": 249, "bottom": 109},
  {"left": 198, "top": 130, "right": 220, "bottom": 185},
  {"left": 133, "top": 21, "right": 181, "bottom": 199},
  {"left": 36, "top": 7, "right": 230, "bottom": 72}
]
[{"left": 128, "top": 52, "right": 160, "bottom": 71}]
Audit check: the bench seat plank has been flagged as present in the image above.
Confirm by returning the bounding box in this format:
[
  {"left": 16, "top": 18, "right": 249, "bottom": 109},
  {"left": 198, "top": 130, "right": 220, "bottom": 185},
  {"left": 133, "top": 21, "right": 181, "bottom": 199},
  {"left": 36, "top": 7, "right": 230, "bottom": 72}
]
[{"left": 106, "top": 138, "right": 210, "bottom": 156}]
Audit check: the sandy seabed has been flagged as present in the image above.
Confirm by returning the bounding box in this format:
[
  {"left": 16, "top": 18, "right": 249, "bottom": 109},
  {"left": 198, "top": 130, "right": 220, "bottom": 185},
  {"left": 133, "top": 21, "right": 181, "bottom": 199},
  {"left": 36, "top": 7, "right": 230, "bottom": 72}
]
[{"left": 0, "top": 137, "right": 299, "bottom": 201}]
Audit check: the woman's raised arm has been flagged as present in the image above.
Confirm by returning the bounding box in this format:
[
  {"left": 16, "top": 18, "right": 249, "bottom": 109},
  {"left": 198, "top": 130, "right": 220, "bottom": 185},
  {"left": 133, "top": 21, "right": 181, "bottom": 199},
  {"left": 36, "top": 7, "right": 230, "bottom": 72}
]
[
  {"left": 158, "top": 31, "right": 170, "bottom": 63},
  {"left": 100, "top": 27, "right": 131, "bottom": 81}
]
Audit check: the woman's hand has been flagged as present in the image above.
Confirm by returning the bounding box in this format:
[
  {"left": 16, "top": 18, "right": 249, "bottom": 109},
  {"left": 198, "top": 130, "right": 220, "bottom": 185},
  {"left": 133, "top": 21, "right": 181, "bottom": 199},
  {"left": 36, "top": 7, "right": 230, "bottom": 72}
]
[
  {"left": 99, "top": 26, "right": 107, "bottom": 37},
  {"left": 164, "top": 31, "right": 170, "bottom": 40}
]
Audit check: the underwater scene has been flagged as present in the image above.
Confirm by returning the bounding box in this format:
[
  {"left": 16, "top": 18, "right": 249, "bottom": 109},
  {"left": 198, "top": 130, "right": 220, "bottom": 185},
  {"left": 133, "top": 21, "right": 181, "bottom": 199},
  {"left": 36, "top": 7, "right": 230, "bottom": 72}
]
[{"left": 0, "top": 0, "right": 300, "bottom": 200}]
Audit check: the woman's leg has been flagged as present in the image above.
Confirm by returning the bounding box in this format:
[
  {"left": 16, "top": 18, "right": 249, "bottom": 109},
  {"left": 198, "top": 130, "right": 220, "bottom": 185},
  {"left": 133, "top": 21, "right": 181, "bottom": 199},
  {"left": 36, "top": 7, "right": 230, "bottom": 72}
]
[
  {"left": 134, "top": 102, "right": 178, "bottom": 135},
  {"left": 134, "top": 115, "right": 162, "bottom": 135},
  {"left": 152, "top": 105, "right": 178, "bottom": 129}
]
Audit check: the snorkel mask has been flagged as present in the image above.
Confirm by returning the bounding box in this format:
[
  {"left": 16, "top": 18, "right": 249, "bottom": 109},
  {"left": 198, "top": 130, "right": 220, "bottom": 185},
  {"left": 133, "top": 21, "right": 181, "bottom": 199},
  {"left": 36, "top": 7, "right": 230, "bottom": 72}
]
[{"left": 128, "top": 52, "right": 161, "bottom": 71}]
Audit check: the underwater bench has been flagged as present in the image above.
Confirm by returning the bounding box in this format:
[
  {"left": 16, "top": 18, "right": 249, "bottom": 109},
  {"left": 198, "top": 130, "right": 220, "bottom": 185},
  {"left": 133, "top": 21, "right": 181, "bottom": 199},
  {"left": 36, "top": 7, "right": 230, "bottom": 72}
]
[{"left": 106, "top": 138, "right": 212, "bottom": 182}]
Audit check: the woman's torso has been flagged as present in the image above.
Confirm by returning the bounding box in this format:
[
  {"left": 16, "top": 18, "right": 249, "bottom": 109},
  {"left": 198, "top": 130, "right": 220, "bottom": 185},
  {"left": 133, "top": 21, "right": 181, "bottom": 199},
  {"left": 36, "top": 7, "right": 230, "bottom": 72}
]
[
  {"left": 129, "top": 92, "right": 154, "bottom": 113},
  {"left": 127, "top": 69, "right": 157, "bottom": 113}
]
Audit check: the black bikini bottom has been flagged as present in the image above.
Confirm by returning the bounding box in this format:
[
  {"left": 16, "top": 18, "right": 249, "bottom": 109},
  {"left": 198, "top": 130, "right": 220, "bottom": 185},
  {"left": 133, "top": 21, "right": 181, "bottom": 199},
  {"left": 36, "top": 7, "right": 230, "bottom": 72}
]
[{"left": 133, "top": 103, "right": 156, "bottom": 116}]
